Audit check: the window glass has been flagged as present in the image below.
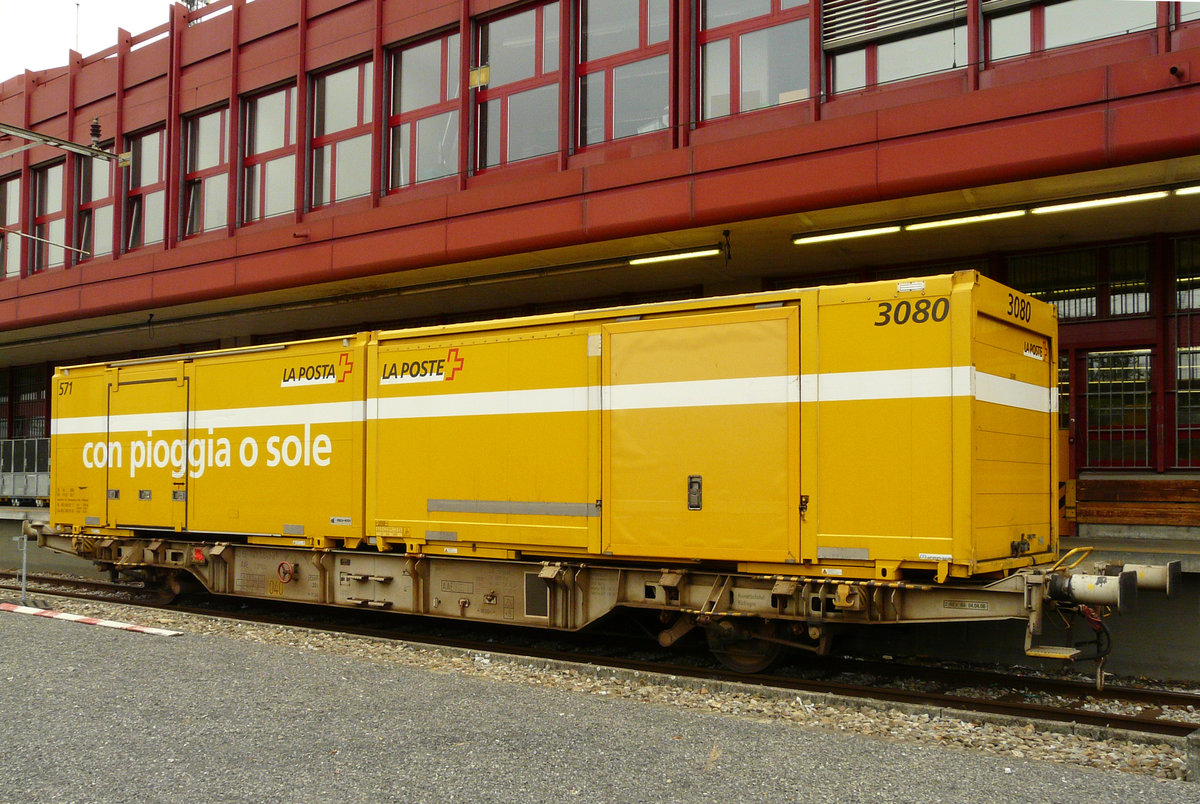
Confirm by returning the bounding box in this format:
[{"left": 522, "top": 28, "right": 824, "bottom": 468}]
[
  {"left": 415, "top": 111, "right": 458, "bottom": 182},
  {"left": 877, "top": 25, "right": 966, "bottom": 84},
  {"left": 184, "top": 109, "right": 229, "bottom": 236},
  {"left": 400, "top": 39, "right": 443, "bottom": 114},
  {"left": 740, "top": 19, "right": 808, "bottom": 110},
  {"left": 334, "top": 134, "right": 372, "bottom": 201},
  {"left": 612, "top": 55, "right": 668, "bottom": 139},
  {"left": 36, "top": 164, "right": 63, "bottom": 216},
  {"left": 447, "top": 35, "right": 461, "bottom": 98},
  {"left": 1044, "top": 0, "right": 1156, "bottom": 50},
  {"left": 702, "top": 39, "right": 731, "bottom": 119},
  {"left": 703, "top": 0, "right": 770, "bottom": 29},
  {"left": 88, "top": 158, "right": 110, "bottom": 202},
  {"left": 1, "top": 177, "right": 18, "bottom": 278},
  {"left": 130, "top": 130, "right": 161, "bottom": 188},
  {"left": 832, "top": 48, "right": 866, "bottom": 93},
  {"left": 390, "top": 122, "right": 411, "bottom": 188},
  {"left": 143, "top": 190, "right": 164, "bottom": 247},
  {"left": 90, "top": 206, "right": 113, "bottom": 258},
  {"left": 544, "top": 3, "right": 560, "bottom": 72},
  {"left": 583, "top": 0, "right": 640, "bottom": 61},
  {"left": 248, "top": 87, "right": 292, "bottom": 155},
  {"left": 648, "top": 0, "right": 669, "bottom": 43},
  {"left": 190, "top": 111, "right": 223, "bottom": 171},
  {"left": 264, "top": 154, "right": 296, "bottom": 218},
  {"left": 580, "top": 72, "right": 607, "bottom": 145},
  {"left": 780, "top": 0, "right": 806, "bottom": 7},
  {"left": 989, "top": 10, "right": 1031, "bottom": 61},
  {"left": 483, "top": 97, "right": 502, "bottom": 168},
  {"left": 315, "top": 66, "right": 360, "bottom": 137},
  {"left": 1184, "top": 3, "right": 1200, "bottom": 22},
  {"left": 486, "top": 9, "right": 537, "bottom": 86},
  {"left": 392, "top": 33, "right": 461, "bottom": 189},
  {"left": 507, "top": 84, "right": 559, "bottom": 160}
]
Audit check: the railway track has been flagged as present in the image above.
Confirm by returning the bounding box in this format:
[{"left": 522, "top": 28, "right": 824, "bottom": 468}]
[{"left": 3, "top": 571, "right": 1198, "bottom": 739}]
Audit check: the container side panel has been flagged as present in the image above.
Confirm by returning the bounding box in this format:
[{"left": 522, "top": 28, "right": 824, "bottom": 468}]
[
  {"left": 972, "top": 312, "right": 1054, "bottom": 560},
  {"left": 50, "top": 368, "right": 111, "bottom": 529},
  {"left": 370, "top": 330, "right": 596, "bottom": 550},
  {"left": 105, "top": 367, "right": 189, "bottom": 530},
  {"left": 186, "top": 338, "right": 368, "bottom": 541},
  {"left": 603, "top": 308, "right": 799, "bottom": 562},
  {"left": 814, "top": 277, "right": 957, "bottom": 564}
]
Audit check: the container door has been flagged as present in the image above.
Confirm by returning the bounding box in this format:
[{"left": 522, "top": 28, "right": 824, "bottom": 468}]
[
  {"left": 106, "top": 367, "right": 190, "bottom": 531},
  {"left": 601, "top": 306, "right": 801, "bottom": 563}
]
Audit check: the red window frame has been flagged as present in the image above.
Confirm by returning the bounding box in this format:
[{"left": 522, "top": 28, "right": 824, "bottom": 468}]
[
  {"left": 698, "top": 0, "right": 810, "bottom": 121},
  {"left": 31, "top": 160, "right": 66, "bottom": 273},
  {"left": 182, "top": 106, "right": 229, "bottom": 237},
  {"left": 310, "top": 61, "right": 374, "bottom": 208},
  {"left": 243, "top": 84, "right": 298, "bottom": 223},
  {"left": 577, "top": 0, "right": 670, "bottom": 145},
  {"left": 77, "top": 149, "right": 115, "bottom": 261},
  {"left": 0, "top": 174, "right": 21, "bottom": 279},
  {"left": 389, "top": 31, "right": 461, "bottom": 190},
  {"left": 125, "top": 127, "right": 166, "bottom": 251},
  {"left": 475, "top": 1, "right": 561, "bottom": 170}
]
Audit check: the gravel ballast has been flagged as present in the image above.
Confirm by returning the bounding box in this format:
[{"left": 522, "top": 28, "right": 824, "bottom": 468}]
[{"left": 0, "top": 596, "right": 1195, "bottom": 803}]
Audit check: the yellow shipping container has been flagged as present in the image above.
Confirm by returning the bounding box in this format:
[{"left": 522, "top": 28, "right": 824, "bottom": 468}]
[{"left": 50, "top": 271, "right": 1058, "bottom": 583}]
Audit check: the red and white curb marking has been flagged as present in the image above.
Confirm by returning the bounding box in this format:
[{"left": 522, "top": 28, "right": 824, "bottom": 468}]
[{"left": 0, "top": 602, "right": 181, "bottom": 636}]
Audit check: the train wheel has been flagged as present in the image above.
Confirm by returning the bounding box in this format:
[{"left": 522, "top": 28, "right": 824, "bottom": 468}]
[{"left": 705, "top": 619, "right": 781, "bottom": 674}]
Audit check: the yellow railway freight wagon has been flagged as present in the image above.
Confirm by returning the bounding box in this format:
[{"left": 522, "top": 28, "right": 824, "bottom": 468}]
[{"left": 38, "top": 272, "right": 1178, "bottom": 671}]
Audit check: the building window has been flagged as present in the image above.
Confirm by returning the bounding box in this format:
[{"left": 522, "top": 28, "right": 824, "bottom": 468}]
[
  {"left": 578, "top": 0, "right": 670, "bottom": 144},
  {"left": 183, "top": 107, "right": 229, "bottom": 236},
  {"left": 1006, "top": 243, "right": 1150, "bottom": 320},
  {"left": 0, "top": 175, "right": 19, "bottom": 279},
  {"left": 983, "top": 0, "right": 1158, "bottom": 63},
  {"left": 824, "top": 0, "right": 966, "bottom": 93},
  {"left": 31, "top": 161, "right": 66, "bottom": 272},
  {"left": 10, "top": 365, "right": 48, "bottom": 439},
  {"left": 1176, "top": 235, "right": 1200, "bottom": 310},
  {"left": 312, "top": 62, "right": 373, "bottom": 207},
  {"left": 1083, "top": 349, "right": 1152, "bottom": 469},
  {"left": 1177, "top": 347, "right": 1200, "bottom": 467},
  {"left": 126, "top": 128, "right": 166, "bottom": 250},
  {"left": 243, "top": 85, "right": 298, "bottom": 222},
  {"left": 476, "top": 2, "right": 561, "bottom": 168},
  {"left": 390, "top": 32, "right": 460, "bottom": 189},
  {"left": 77, "top": 152, "right": 114, "bottom": 261},
  {"left": 1184, "top": 2, "right": 1200, "bottom": 24},
  {"left": 700, "top": 1, "right": 810, "bottom": 121}
]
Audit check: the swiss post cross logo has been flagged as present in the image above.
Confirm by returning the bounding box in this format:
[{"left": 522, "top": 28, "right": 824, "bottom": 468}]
[
  {"left": 380, "top": 348, "right": 465, "bottom": 385},
  {"left": 280, "top": 352, "right": 354, "bottom": 387}
]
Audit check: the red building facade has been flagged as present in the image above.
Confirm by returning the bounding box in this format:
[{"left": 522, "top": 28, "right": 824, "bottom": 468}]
[{"left": 2, "top": 0, "right": 1200, "bottom": 522}]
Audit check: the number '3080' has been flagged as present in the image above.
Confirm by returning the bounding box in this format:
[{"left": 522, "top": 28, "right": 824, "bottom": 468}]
[{"left": 873, "top": 297, "right": 949, "bottom": 327}]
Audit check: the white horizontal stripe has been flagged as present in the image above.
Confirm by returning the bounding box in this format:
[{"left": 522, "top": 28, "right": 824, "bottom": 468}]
[
  {"left": 815, "top": 367, "right": 972, "bottom": 402},
  {"left": 50, "top": 369, "right": 1052, "bottom": 436},
  {"left": 375, "top": 386, "right": 591, "bottom": 419},
  {"left": 975, "top": 372, "right": 1055, "bottom": 414},
  {"left": 814, "top": 367, "right": 1052, "bottom": 414},
  {"left": 604, "top": 376, "right": 800, "bottom": 411},
  {"left": 53, "top": 401, "right": 364, "bottom": 436}
]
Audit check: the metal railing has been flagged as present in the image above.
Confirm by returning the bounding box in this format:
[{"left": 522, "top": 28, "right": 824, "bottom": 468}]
[{"left": 0, "top": 438, "right": 49, "bottom": 502}]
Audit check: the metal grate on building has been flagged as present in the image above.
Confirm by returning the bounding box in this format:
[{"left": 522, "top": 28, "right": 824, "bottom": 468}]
[
  {"left": 1084, "top": 349, "right": 1152, "bottom": 469},
  {"left": 821, "top": 0, "right": 967, "bottom": 49}
]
